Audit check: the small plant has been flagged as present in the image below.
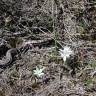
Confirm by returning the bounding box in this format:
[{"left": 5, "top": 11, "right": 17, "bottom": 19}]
[
  {"left": 5, "top": 16, "right": 12, "bottom": 25},
  {"left": 33, "top": 66, "right": 45, "bottom": 77},
  {"left": 59, "top": 46, "right": 74, "bottom": 62},
  {"left": 84, "top": 79, "right": 93, "bottom": 88},
  {"left": 79, "top": 19, "right": 87, "bottom": 29},
  {"left": 90, "top": 61, "right": 96, "bottom": 70}
]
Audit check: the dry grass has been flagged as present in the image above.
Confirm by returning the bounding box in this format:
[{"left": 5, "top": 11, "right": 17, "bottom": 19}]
[{"left": 0, "top": 0, "right": 96, "bottom": 96}]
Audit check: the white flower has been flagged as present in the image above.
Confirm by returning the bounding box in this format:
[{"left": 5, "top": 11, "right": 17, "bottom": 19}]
[
  {"left": 59, "top": 46, "right": 74, "bottom": 62},
  {"left": 33, "top": 66, "right": 45, "bottom": 77},
  {"left": 5, "top": 17, "right": 11, "bottom": 23}
]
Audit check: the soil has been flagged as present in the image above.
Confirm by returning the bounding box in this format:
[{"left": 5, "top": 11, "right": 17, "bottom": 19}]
[{"left": 0, "top": 0, "right": 96, "bottom": 96}]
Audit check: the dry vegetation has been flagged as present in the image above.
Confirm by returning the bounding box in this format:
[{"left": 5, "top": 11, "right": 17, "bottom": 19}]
[{"left": 0, "top": 0, "right": 96, "bottom": 96}]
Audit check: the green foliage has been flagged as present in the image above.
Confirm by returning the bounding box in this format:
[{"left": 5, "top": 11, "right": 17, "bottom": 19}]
[
  {"left": 84, "top": 79, "right": 93, "bottom": 87},
  {"left": 88, "top": 60, "right": 96, "bottom": 69},
  {"left": 79, "top": 19, "right": 87, "bottom": 29}
]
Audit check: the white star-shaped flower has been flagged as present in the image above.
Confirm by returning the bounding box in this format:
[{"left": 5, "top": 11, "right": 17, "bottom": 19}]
[
  {"left": 59, "top": 46, "right": 74, "bottom": 62},
  {"left": 33, "top": 66, "right": 45, "bottom": 77}
]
